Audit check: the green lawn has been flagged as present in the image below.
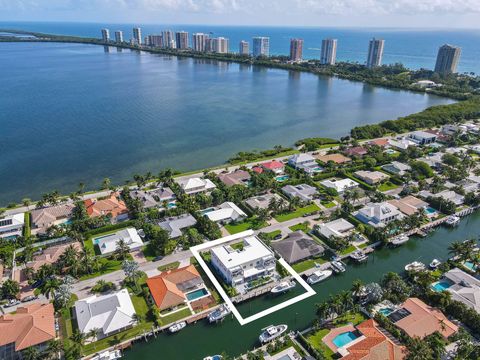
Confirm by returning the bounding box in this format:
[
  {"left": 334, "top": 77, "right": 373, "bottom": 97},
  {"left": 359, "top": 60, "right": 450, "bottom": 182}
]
[
  {"left": 260, "top": 230, "right": 282, "bottom": 240},
  {"left": 142, "top": 245, "right": 157, "bottom": 262},
  {"left": 307, "top": 329, "right": 334, "bottom": 359},
  {"left": 289, "top": 222, "right": 310, "bottom": 232},
  {"left": 159, "top": 307, "right": 192, "bottom": 325},
  {"left": 321, "top": 201, "right": 336, "bottom": 208},
  {"left": 158, "top": 261, "right": 180, "bottom": 272},
  {"left": 78, "top": 256, "right": 130, "bottom": 280},
  {"left": 292, "top": 257, "right": 326, "bottom": 273},
  {"left": 275, "top": 204, "right": 320, "bottom": 222},
  {"left": 339, "top": 245, "right": 357, "bottom": 256},
  {"left": 378, "top": 181, "right": 399, "bottom": 192},
  {"left": 224, "top": 217, "right": 268, "bottom": 234}
]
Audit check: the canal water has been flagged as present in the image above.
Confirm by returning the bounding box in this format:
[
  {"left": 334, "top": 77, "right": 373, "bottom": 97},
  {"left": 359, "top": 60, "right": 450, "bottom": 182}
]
[{"left": 124, "top": 212, "right": 480, "bottom": 359}]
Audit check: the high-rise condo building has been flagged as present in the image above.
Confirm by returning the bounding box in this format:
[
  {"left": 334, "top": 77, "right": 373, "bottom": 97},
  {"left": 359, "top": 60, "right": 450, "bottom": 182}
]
[
  {"left": 175, "top": 31, "right": 189, "bottom": 49},
  {"left": 434, "top": 44, "right": 461, "bottom": 75},
  {"left": 101, "top": 29, "right": 110, "bottom": 42},
  {"left": 205, "top": 38, "right": 214, "bottom": 52},
  {"left": 163, "top": 30, "right": 175, "bottom": 49},
  {"left": 133, "top": 27, "right": 142, "bottom": 45},
  {"left": 147, "top": 35, "right": 163, "bottom": 48},
  {"left": 192, "top": 33, "right": 208, "bottom": 52},
  {"left": 290, "top": 38, "right": 304, "bottom": 62},
  {"left": 114, "top": 31, "right": 123, "bottom": 43},
  {"left": 366, "top": 38, "right": 384, "bottom": 68},
  {"left": 239, "top": 40, "right": 249, "bottom": 55},
  {"left": 213, "top": 37, "right": 229, "bottom": 54},
  {"left": 320, "top": 38, "right": 337, "bottom": 65},
  {"left": 253, "top": 37, "right": 269, "bottom": 57}
]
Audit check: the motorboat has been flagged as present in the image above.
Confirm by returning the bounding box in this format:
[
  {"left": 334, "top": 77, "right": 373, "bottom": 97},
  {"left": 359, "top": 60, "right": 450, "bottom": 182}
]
[
  {"left": 270, "top": 280, "right": 296, "bottom": 294},
  {"left": 390, "top": 235, "right": 409, "bottom": 246},
  {"left": 331, "top": 260, "right": 346, "bottom": 273},
  {"left": 259, "top": 324, "right": 288, "bottom": 343},
  {"left": 208, "top": 304, "right": 231, "bottom": 323},
  {"left": 168, "top": 321, "right": 187, "bottom": 333},
  {"left": 203, "top": 356, "right": 222, "bottom": 360},
  {"left": 429, "top": 259, "right": 441, "bottom": 269},
  {"left": 91, "top": 350, "right": 122, "bottom": 360},
  {"left": 445, "top": 215, "right": 460, "bottom": 227},
  {"left": 307, "top": 270, "right": 333, "bottom": 285},
  {"left": 349, "top": 250, "right": 368, "bottom": 262},
  {"left": 405, "top": 261, "right": 426, "bottom": 272}
]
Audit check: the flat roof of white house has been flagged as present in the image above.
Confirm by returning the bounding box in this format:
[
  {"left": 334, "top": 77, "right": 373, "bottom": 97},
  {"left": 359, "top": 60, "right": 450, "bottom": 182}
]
[
  {"left": 95, "top": 228, "right": 144, "bottom": 255},
  {"left": 0, "top": 213, "right": 25, "bottom": 228},
  {"left": 74, "top": 289, "right": 136, "bottom": 335},
  {"left": 320, "top": 178, "right": 359, "bottom": 192},
  {"left": 205, "top": 202, "right": 246, "bottom": 222},
  {"left": 211, "top": 234, "right": 273, "bottom": 269},
  {"left": 176, "top": 177, "right": 216, "bottom": 192},
  {"left": 320, "top": 218, "right": 354, "bottom": 234}
]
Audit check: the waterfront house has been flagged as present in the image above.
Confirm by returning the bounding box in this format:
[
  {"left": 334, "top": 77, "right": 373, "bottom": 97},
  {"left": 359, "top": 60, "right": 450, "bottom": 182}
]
[
  {"left": 217, "top": 170, "right": 251, "bottom": 187},
  {"left": 158, "top": 214, "right": 197, "bottom": 238},
  {"left": 74, "top": 289, "right": 136, "bottom": 339},
  {"left": 146, "top": 265, "right": 206, "bottom": 311},
  {"left": 0, "top": 303, "right": 56, "bottom": 360},
  {"left": 320, "top": 178, "right": 359, "bottom": 193},
  {"left": 354, "top": 202, "right": 403, "bottom": 228},
  {"left": 94, "top": 227, "right": 144, "bottom": 255},
  {"left": 315, "top": 153, "right": 352, "bottom": 165},
  {"left": 418, "top": 190, "right": 464, "bottom": 206},
  {"left": 381, "top": 161, "right": 411, "bottom": 176},
  {"left": 0, "top": 213, "right": 25, "bottom": 239},
  {"left": 30, "top": 203, "right": 75, "bottom": 235},
  {"left": 316, "top": 218, "right": 355, "bottom": 239},
  {"left": 388, "top": 138, "right": 416, "bottom": 151},
  {"left": 389, "top": 298, "right": 458, "bottom": 340},
  {"left": 176, "top": 177, "right": 216, "bottom": 195},
  {"left": 408, "top": 131, "right": 437, "bottom": 145},
  {"left": 337, "top": 319, "right": 406, "bottom": 359},
  {"left": 344, "top": 146, "right": 368, "bottom": 157},
  {"left": 288, "top": 153, "right": 322, "bottom": 175},
  {"left": 354, "top": 170, "right": 389, "bottom": 185},
  {"left": 271, "top": 230, "right": 324, "bottom": 264},
  {"left": 129, "top": 186, "right": 175, "bottom": 209},
  {"left": 245, "top": 193, "right": 286, "bottom": 211},
  {"left": 440, "top": 268, "right": 480, "bottom": 313},
  {"left": 84, "top": 193, "right": 129, "bottom": 222},
  {"left": 387, "top": 196, "right": 429, "bottom": 216},
  {"left": 201, "top": 202, "right": 247, "bottom": 224},
  {"left": 259, "top": 160, "right": 285, "bottom": 175},
  {"left": 282, "top": 184, "right": 318, "bottom": 202},
  {"left": 210, "top": 234, "right": 275, "bottom": 286},
  {"left": 368, "top": 138, "right": 390, "bottom": 148}
]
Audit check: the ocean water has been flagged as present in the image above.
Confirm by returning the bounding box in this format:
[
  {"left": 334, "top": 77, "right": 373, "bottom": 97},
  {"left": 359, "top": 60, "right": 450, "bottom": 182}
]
[{"left": 1, "top": 21, "right": 480, "bottom": 73}]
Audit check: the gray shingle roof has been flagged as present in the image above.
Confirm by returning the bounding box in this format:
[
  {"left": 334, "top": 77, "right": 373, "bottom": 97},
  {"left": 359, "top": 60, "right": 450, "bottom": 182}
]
[{"left": 271, "top": 231, "right": 324, "bottom": 264}]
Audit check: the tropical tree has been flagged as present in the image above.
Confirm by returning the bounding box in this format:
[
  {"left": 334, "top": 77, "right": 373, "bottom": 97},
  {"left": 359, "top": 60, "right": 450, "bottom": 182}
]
[
  {"left": 1, "top": 279, "right": 20, "bottom": 299},
  {"left": 115, "top": 239, "right": 130, "bottom": 260},
  {"left": 40, "top": 277, "right": 61, "bottom": 299},
  {"left": 122, "top": 259, "right": 142, "bottom": 292},
  {"left": 70, "top": 330, "right": 86, "bottom": 356},
  {"left": 21, "top": 346, "right": 40, "bottom": 360},
  {"left": 406, "top": 337, "right": 434, "bottom": 360},
  {"left": 46, "top": 339, "right": 63, "bottom": 360}
]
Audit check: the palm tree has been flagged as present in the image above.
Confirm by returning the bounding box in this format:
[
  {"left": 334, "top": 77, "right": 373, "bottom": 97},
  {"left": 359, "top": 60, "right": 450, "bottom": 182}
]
[
  {"left": 131, "top": 313, "right": 143, "bottom": 325},
  {"left": 115, "top": 239, "right": 130, "bottom": 260},
  {"left": 40, "top": 277, "right": 61, "bottom": 299},
  {"left": 87, "top": 328, "right": 99, "bottom": 349},
  {"left": 22, "top": 346, "right": 40, "bottom": 360},
  {"left": 448, "top": 241, "right": 464, "bottom": 260},
  {"left": 351, "top": 279, "right": 364, "bottom": 297},
  {"left": 46, "top": 339, "right": 62, "bottom": 360},
  {"left": 70, "top": 330, "right": 86, "bottom": 355}
]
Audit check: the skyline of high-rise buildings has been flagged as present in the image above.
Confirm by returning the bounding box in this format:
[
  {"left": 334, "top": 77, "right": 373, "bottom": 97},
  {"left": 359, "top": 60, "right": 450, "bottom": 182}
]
[
  {"left": 366, "top": 38, "right": 384, "bottom": 68},
  {"left": 192, "top": 33, "right": 208, "bottom": 52},
  {"left": 114, "top": 30, "right": 123, "bottom": 43},
  {"left": 239, "top": 40, "right": 249, "bottom": 55},
  {"left": 175, "top": 31, "right": 189, "bottom": 50},
  {"left": 435, "top": 44, "right": 461, "bottom": 75},
  {"left": 213, "top": 37, "right": 229, "bottom": 54},
  {"left": 132, "top": 27, "right": 142, "bottom": 45},
  {"left": 320, "top": 38, "right": 337, "bottom": 65},
  {"left": 289, "top": 38, "right": 303, "bottom": 62},
  {"left": 252, "top": 37, "right": 270, "bottom": 57},
  {"left": 101, "top": 28, "right": 109, "bottom": 42}
]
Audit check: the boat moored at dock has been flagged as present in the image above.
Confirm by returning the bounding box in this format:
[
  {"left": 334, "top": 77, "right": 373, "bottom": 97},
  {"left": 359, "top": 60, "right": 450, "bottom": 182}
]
[
  {"left": 429, "top": 258, "right": 441, "bottom": 269},
  {"left": 208, "top": 304, "right": 231, "bottom": 323},
  {"left": 390, "top": 235, "right": 409, "bottom": 246},
  {"left": 331, "top": 260, "right": 346, "bottom": 273},
  {"left": 168, "top": 321, "right": 187, "bottom": 333},
  {"left": 270, "top": 280, "right": 296, "bottom": 294},
  {"left": 405, "top": 261, "right": 426, "bottom": 272},
  {"left": 91, "top": 350, "right": 122, "bottom": 360},
  {"left": 307, "top": 270, "right": 333, "bottom": 284},
  {"left": 445, "top": 215, "right": 461, "bottom": 227},
  {"left": 349, "top": 250, "right": 368, "bottom": 262},
  {"left": 259, "top": 324, "right": 288, "bottom": 343}
]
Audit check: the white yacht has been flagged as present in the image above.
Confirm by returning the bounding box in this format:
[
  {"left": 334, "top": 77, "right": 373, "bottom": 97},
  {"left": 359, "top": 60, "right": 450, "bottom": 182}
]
[
  {"left": 331, "top": 260, "right": 346, "bottom": 273},
  {"left": 91, "top": 350, "right": 122, "bottom": 360},
  {"left": 390, "top": 235, "right": 409, "bottom": 246},
  {"left": 349, "top": 250, "right": 368, "bottom": 262},
  {"left": 168, "top": 321, "right": 187, "bottom": 333},
  {"left": 271, "top": 280, "right": 296, "bottom": 294},
  {"left": 208, "top": 304, "right": 231, "bottom": 323},
  {"left": 429, "top": 259, "right": 441, "bottom": 269},
  {"left": 445, "top": 215, "right": 460, "bottom": 227},
  {"left": 405, "top": 261, "right": 426, "bottom": 272},
  {"left": 307, "top": 270, "right": 333, "bottom": 284},
  {"left": 259, "top": 324, "right": 288, "bottom": 343}
]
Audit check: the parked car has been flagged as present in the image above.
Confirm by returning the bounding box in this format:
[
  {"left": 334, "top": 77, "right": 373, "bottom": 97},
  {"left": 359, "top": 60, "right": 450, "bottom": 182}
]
[
  {"left": 4, "top": 299, "right": 20, "bottom": 308},
  {"left": 153, "top": 256, "right": 164, "bottom": 261},
  {"left": 21, "top": 295, "right": 38, "bottom": 303}
]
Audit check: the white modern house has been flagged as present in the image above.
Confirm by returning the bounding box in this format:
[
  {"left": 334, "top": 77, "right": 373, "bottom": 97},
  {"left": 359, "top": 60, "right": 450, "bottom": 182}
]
[
  {"left": 211, "top": 234, "right": 276, "bottom": 286},
  {"left": 0, "top": 213, "right": 25, "bottom": 239},
  {"left": 74, "top": 289, "right": 136, "bottom": 339},
  {"left": 381, "top": 161, "right": 411, "bottom": 176},
  {"left": 354, "top": 202, "right": 403, "bottom": 227},
  {"left": 94, "top": 227, "right": 144, "bottom": 255},
  {"left": 202, "top": 202, "right": 247, "bottom": 224},
  {"left": 158, "top": 214, "right": 197, "bottom": 238},
  {"left": 288, "top": 153, "right": 322, "bottom": 175},
  {"left": 316, "top": 218, "right": 355, "bottom": 239},
  {"left": 408, "top": 131, "right": 437, "bottom": 145},
  {"left": 388, "top": 138, "right": 416, "bottom": 151},
  {"left": 320, "top": 178, "right": 359, "bottom": 193},
  {"left": 176, "top": 177, "right": 216, "bottom": 195},
  {"left": 282, "top": 184, "right": 317, "bottom": 202}
]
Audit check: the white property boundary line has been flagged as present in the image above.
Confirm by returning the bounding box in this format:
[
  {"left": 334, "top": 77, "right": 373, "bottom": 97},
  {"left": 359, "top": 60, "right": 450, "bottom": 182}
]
[{"left": 190, "top": 230, "right": 316, "bottom": 325}]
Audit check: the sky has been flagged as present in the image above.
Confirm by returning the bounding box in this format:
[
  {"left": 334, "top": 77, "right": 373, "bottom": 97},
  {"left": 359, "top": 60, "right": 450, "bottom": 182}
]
[{"left": 1, "top": 0, "right": 480, "bottom": 28}]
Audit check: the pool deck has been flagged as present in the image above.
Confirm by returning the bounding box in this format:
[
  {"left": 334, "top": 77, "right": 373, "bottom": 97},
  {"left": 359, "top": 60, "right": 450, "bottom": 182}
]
[{"left": 322, "top": 324, "right": 356, "bottom": 352}]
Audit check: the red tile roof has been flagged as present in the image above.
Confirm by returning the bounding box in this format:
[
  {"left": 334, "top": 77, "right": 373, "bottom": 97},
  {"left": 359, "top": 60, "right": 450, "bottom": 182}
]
[
  {"left": 369, "top": 138, "right": 390, "bottom": 147},
  {"left": 0, "top": 303, "right": 56, "bottom": 351},
  {"left": 146, "top": 265, "right": 202, "bottom": 310},
  {"left": 345, "top": 146, "right": 368, "bottom": 157},
  {"left": 261, "top": 160, "right": 285, "bottom": 170},
  {"left": 84, "top": 193, "right": 128, "bottom": 219},
  {"left": 252, "top": 166, "right": 264, "bottom": 174},
  {"left": 342, "top": 319, "right": 406, "bottom": 360}
]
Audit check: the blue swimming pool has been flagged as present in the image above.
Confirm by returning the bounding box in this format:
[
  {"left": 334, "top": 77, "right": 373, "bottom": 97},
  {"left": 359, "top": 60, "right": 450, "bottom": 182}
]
[
  {"left": 275, "top": 175, "right": 290, "bottom": 182},
  {"left": 332, "top": 331, "right": 358, "bottom": 348},
  {"left": 432, "top": 281, "right": 452, "bottom": 292},
  {"left": 186, "top": 288, "right": 208, "bottom": 301},
  {"left": 464, "top": 261, "right": 477, "bottom": 271},
  {"left": 92, "top": 234, "right": 112, "bottom": 245},
  {"left": 378, "top": 307, "right": 394, "bottom": 316},
  {"left": 424, "top": 207, "right": 437, "bottom": 215},
  {"left": 167, "top": 202, "right": 176, "bottom": 209},
  {"left": 200, "top": 207, "right": 215, "bottom": 215}
]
